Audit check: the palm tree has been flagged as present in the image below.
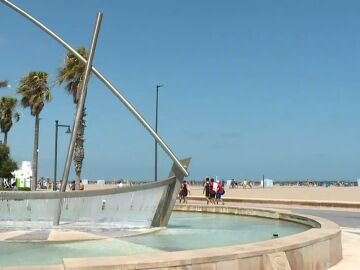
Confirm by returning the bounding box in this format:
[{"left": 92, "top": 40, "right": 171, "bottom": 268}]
[
  {"left": 17, "top": 71, "right": 52, "bottom": 191},
  {"left": 0, "top": 97, "right": 20, "bottom": 145},
  {"left": 57, "top": 47, "right": 88, "bottom": 190}
]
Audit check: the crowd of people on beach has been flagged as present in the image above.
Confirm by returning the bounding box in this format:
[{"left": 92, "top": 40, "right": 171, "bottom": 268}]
[
  {"left": 229, "top": 179, "right": 253, "bottom": 189},
  {"left": 202, "top": 178, "right": 225, "bottom": 205},
  {"left": 178, "top": 178, "right": 225, "bottom": 205}
]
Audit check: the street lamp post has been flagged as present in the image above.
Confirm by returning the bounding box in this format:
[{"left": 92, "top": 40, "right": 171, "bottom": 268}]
[
  {"left": 155, "top": 84, "right": 163, "bottom": 182},
  {"left": 54, "top": 120, "right": 71, "bottom": 190}
]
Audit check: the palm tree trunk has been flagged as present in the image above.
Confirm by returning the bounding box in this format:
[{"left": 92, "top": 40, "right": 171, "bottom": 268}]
[
  {"left": 3, "top": 132, "right": 7, "bottom": 145},
  {"left": 74, "top": 106, "right": 86, "bottom": 190},
  {"left": 32, "top": 115, "right": 40, "bottom": 191}
]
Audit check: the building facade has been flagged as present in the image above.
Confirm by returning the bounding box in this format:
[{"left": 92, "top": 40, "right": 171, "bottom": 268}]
[{"left": 13, "top": 161, "right": 32, "bottom": 188}]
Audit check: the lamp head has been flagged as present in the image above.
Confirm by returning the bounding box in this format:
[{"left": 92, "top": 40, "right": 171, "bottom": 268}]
[{"left": 65, "top": 127, "right": 72, "bottom": 134}]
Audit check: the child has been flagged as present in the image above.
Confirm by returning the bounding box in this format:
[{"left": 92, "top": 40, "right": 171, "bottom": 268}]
[{"left": 179, "top": 180, "right": 190, "bottom": 203}]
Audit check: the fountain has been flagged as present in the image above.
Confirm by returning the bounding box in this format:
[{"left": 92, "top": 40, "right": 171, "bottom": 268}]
[
  {"left": 0, "top": 1, "right": 342, "bottom": 269},
  {"left": 0, "top": 0, "right": 190, "bottom": 229}
]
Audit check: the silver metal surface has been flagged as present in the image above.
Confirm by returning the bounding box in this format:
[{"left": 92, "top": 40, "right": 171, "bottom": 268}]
[
  {"left": 60, "top": 13, "right": 102, "bottom": 192},
  {"left": 53, "top": 12, "right": 102, "bottom": 225},
  {"left": 155, "top": 84, "right": 164, "bottom": 182},
  {"left": 152, "top": 158, "right": 191, "bottom": 227},
  {"left": 0, "top": 177, "right": 176, "bottom": 200},
  {"left": 0, "top": 180, "right": 174, "bottom": 227},
  {"left": 0, "top": 0, "right": 188, "bottom": 177}
]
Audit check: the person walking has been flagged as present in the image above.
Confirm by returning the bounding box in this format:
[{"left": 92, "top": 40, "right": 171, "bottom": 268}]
[
  {"left": 203, "top": 178, "right": 211, "bottom": 204},
  {"left": 209, "top": 178, "right": 217, "bottom": 204},
  {"left": 215, "top": 180, "right": 225, "bottom": 205},
  {"left": 179, "top": 180, "right": 190, "bottom": 203}
]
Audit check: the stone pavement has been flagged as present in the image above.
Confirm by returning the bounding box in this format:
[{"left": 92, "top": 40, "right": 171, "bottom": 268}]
[{"left": 329, "top": 231, "right": 360, "bottom": 270}]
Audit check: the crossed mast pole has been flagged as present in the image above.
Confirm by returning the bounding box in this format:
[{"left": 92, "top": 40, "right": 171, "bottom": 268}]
[
  {"left": 0, "top": 0, "right": 189, "bottom": 181},
  {"left": 1, "top": 0, "right": 189, "bottom": 225}
]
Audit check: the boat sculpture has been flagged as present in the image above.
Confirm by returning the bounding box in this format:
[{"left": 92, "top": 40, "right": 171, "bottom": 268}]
[{"left": 0, "top": 0, "right": 190, "bottom": 229}]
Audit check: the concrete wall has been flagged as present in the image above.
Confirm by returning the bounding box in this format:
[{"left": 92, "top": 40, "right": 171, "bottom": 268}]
[
  {"left": 188, "top": 195, "right": 360, "bottom": 209},
  {"left": 57, "top": 205, "right": 342, "bottom": 270}
]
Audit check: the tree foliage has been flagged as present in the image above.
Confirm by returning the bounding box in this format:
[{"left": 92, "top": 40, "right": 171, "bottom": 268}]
[
  {"left": 57, "top": 47, "right": 88, "bottom": 104},
  {"left": 17, "top": 71, "right": 52, "bottom": 116},
  {"left": 0, "top": 144, "right": 17, "bottom": 180},
  {"left": 0, "top": 97, "right": 20, "bottom": 145}
]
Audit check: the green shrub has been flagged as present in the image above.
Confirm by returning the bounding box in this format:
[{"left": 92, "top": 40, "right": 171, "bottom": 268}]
[{"left": 17, "top": 187, "right": 31, "bottom": 191}]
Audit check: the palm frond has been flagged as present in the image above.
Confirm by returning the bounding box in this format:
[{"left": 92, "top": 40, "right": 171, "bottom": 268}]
[
  {"left": 57, "top": 47, "right": 88, "bottom": 104},
  {"left": 0, "top": 96, "right": 19, "bottom": 134},
  {"left": 16, "top": 71, "right": 52, "bottom": 116}
]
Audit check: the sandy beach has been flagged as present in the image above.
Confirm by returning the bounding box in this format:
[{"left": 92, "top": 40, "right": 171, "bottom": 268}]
[
  {"left": 188, "top": 185, "right": 360, "bottom": 202},
  {"left": 84, "top": 183, "right": 360, "bottom": 203}
]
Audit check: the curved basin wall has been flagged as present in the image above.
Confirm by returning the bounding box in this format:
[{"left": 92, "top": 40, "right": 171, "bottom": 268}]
[
  {"left": 60, "top": 205, "right": 342, "bottom": 270},
  {"left": 0, "top": 178, "right": 175, "bottom": 228}
]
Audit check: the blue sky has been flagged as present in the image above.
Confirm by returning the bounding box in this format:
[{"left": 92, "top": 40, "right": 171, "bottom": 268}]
[{"left": 1, "top": 0, "right": 360, "bottom": 181}]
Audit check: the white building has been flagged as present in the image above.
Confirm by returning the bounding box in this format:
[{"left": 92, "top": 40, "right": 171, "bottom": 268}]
[{"left": 13, "top": 161, "right": 32, "bottom": 188}]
